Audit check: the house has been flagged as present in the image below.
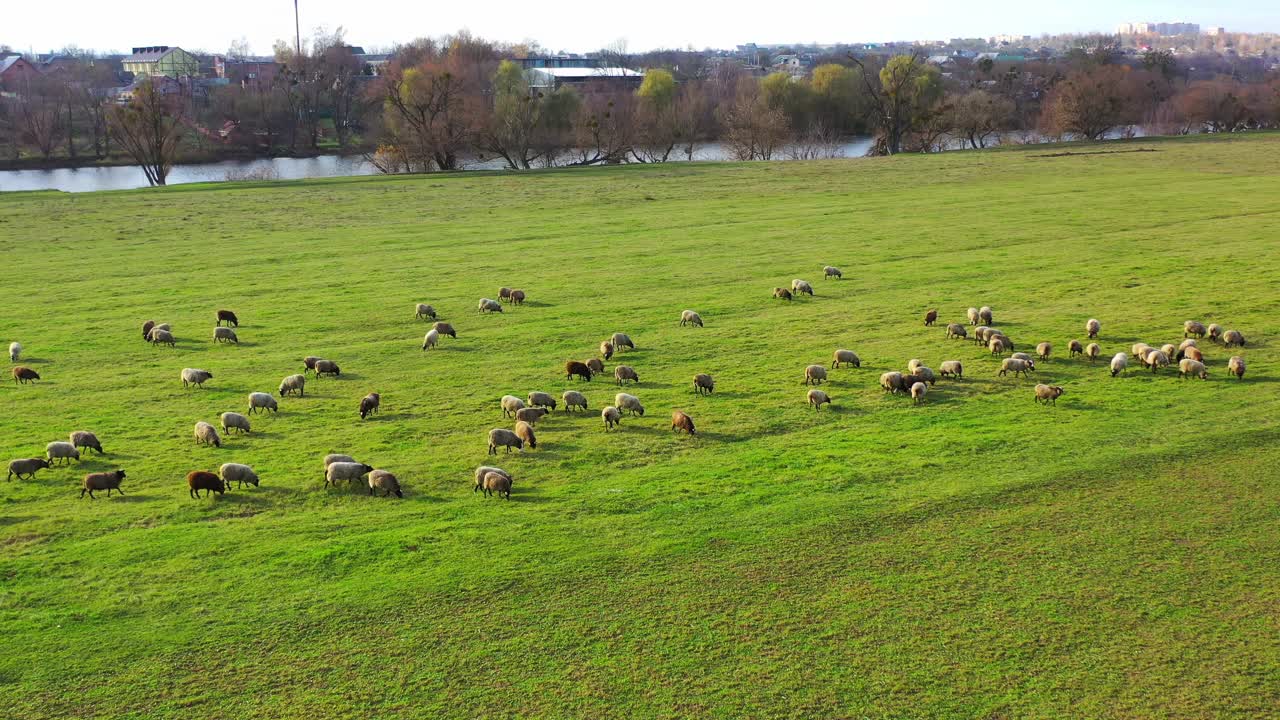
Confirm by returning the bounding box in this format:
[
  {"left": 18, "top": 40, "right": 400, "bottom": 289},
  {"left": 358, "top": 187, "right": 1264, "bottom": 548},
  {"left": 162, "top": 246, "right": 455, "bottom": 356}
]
[
  {"left": 354, "top": 53, "right": 390, "bottom": 75},
  {"left": 122, "top": 46, "right": 199, "bottom": 79},
  {"left": 525, "top": 66, "right": 644, "bottom": 91},
  {"left": 115, "top": 74, "right": 201, "bottom": 103},
  {"left": 214, "top": 56, "right": 281, "bottom": 89},
  {"left": 0, "top": 55, "right": 41, "bottom": 91}
]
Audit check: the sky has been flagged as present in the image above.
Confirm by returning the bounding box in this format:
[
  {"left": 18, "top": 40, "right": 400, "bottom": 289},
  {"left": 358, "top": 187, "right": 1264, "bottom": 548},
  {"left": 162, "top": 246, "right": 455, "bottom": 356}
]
[{"left": 3, "top": 0, "right": 1274, "bottom": 56}]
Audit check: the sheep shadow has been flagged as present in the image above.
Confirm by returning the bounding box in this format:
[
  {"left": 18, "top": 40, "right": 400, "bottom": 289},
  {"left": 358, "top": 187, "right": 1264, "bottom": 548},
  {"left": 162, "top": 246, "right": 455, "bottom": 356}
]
[
  {"left": 17, "top": 356, "right": 52, "bottom": 364},
  {"left": 509, "top": 486, "right": 553, "bottom": 503},
  {"left": 0, "top": 515, "right": 37, "bottom": 526},
  {"left": 516, "top": 300, "right": 552, "bottom": 308}
]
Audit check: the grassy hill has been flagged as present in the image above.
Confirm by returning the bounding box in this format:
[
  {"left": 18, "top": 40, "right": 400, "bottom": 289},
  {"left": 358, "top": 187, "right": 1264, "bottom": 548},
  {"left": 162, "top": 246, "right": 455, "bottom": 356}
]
[{"left": 2, "top": 134, "right": 1279, "bottom": 718}]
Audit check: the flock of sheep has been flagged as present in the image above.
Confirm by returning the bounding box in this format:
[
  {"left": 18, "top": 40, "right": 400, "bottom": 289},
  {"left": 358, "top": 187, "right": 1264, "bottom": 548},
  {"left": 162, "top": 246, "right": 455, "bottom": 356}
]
[{"left": 4, "top": 269, "right": 1253, "bottom": 502}]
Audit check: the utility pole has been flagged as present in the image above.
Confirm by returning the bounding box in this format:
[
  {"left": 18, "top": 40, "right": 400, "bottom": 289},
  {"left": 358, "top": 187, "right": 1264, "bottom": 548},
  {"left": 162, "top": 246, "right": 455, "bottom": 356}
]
[{"left": 293, "top": 0, "right": 302, "bottom": 59}]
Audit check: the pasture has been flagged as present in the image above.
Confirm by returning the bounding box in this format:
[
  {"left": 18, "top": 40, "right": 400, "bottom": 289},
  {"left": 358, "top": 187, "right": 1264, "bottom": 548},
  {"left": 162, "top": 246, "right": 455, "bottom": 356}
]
[{"left": 2, "top": 133, "right": 1279, "bottom": 718}]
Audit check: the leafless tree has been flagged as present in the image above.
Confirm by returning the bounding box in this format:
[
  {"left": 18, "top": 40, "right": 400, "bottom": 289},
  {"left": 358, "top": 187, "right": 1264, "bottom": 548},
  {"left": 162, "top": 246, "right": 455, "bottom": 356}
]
[
  {"left": 717, "top": 76, "right": 789, "bottom": 161},
  {"left": 107, "top": 79, "right": 186, "bottom": 186}
]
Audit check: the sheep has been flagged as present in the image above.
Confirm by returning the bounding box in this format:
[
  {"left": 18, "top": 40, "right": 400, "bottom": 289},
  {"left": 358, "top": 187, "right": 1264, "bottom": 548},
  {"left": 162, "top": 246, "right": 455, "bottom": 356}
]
[
  {"left": 1223, "top": 330, "right": 1246, "bottom": 347},
  {"left": 773, "top": 287, "right": 793, "bottom": 301},
  {"left": 1178, "top": 359, "right": 1209, "bottom": 380},
  {"left": 792, "top": 279, "right": 814, "bottom": 296},
  {"left": 516, "top": 407, "right": 549, "bottom": 424},
  {"left": 212, "top": 326, "right": 239, "bottom": 344},
  {"left": 181, "top": 368, "right": 213, "bottom": 389},
  {"left": 1184, "top": 321, "right": 1207, "bottom": 339},
  {"left": 988, "top": 336, "right": 1010, "bottom": 356},
  {"left": 473, "top": 465, "right": 513, "bottom": 493},
  {"left": 432, "top": 322, "right": 456, "bottom": 339},
  {"left": 831, "top": 349, "right": 861, "bottom": 369},
  {"left": 515, "top": 420, "right": 538, "bottom": 449},
  {"left": 500, "top": 395, "right": 526, "bottom": 417},
  {"left": 188, "top": 470, "right": 227, "bottom": 498},
  {"left": 946, "top": 323, "right": 967, "bottom": 340},
  {"left": 148, "top": 329, "right": 175, "bottom": 347},
  {"left": 8, "top": 342, "right": 19, "bottom": 362},
  {"left": 325, "top": 462, "right": 374, "bottom": 488},
  {"left": 610, "top": 333, "right": 635, "bottom": 351},
  {"left": 979, "top": 306, "right": 993, "bottom": 325},
  {"left": 81, "top": 470, "right": 126, "bottom": 499},
  {"left": 823, "top": 266, "right": 842, "bottom": 279},
  {"left": 141, "top": 320, "right": 155, "bottom": 340},
  {"left": 1068, "top": 340, "right": 1084, "bottom": 358},
  {"left": 1034, "top": 384, "right": 1064, "bottom": 405},
  {"left": 7, "top": 458, "right": 50, "bottom": 481},
  {"left": 923, "top": 309, "right": 938, "bottom": 326},
  {"left": 807, "top": 389, "right": 831, "bottom": 409},
  {"left": 1037, "top": 342, "right": 1052, "bottom": 361},
  {"left": 999, "top": 358, "right": 1034, "bottom": 378},
  {"left": 314, "top": 359, "right": 341, "bottom": 377},
  {"left": 12, "top": 366, "right": 40, "bottom": 384},
  {"left": 69, "top": 431, "right": 104, "bottom": 455},
  {"left": 1144, "top": 349, "right": 1170, "bottom": 372},
  {"left": 415, "top": 303, "right": 437, "bottom": 320},
  {"left": 323, "top": 454, "right": 355, "bottom": 481},
  {"left": 602, "top": 406, "right": 621, "bottom": 430},
  {"left": 693, "top": 373, "right": 715, "bottom": 395},
  {"left": 1110, "top": 353, "right": 1128, "bottom": 377},
  {"left": 498, "top": 287, "right": 513, "bottom": 302},
  {"left": 680, "top": 310, "right": 703, "bottom": 327},
  {"left": 481, "top": 471, "right": 512, "bottom": 499},
  {"left": 248, "top": 392, "right": 278, "bottom": 414},
  {"left": 46, "top": 441, "right": 80, "bottom": 464},
  {"left": 221, "top": 412, "right": 251, "bottom": 434},
  {"left": 1010, "top": 352, "right": 1035, "bottom": 367},
  {"left": 967, "top": 307, "right": 980, "bottom": 325},
  {"left": 303, "top": 356, "right": 322, "bottom": 374},
  {"left": 368, "top": 469, "right": 403, "bottom": 498},
  {"left": 1086, "top": 319, "right": 1100, "bottom": 339},
  {"left": 913, "top": 366, "right": 937, "bottom": 386},
  {"left": 802, "top": 364, "right": 827, "bottom": 386},
  {"left": 194, "top": 421, "right": 222, "bottom": 447},
  {"left": 359, "top": 392, "right": 381, "bottom": 419},
  {"left": 671, "top": 410, "right": 696, "bottom": 435},
  {"left": 566, "top": 360, "right": 594, "bottom": 381},
  {"left": 478, "top": 298, "right": 503, "bottom": 313},
  {"left": 615, "top": 393, "right": 645, "bottom": 416},
  {"left": 939, "top": 360, "right": 963, "bottom": 378},
  {"left": 614, "top": 365, "right": 640, "bottom": 386},
  {"left": 907, "top": 358, "right": 925, "bottom": 375},
  {"left": 880, "top": 372, "right": 906, "bottom": 394},
  {"left": 216, "top": 309, "right": 239, "bottom": 327},
  {"left": 911, "top": 382, "right": 928, "bottom": 404},
  {"left": 1160, "top": 343, "right": 1178, "bottom": 359},
  {"left": 1207, "top": 324, "right": 1223, "bottom": 343},
  {"left": 600, "top": 341, "right": 614, "bottom": 360},
  {"left": 1132, "top": 343, "right": 1152, "bottom": 360},
  {"left": 511, "top": 290, "right": 526, "bottom": 305},
  {"left": 487, "top": 428, "right": 524, "bottom": 454},
  {"left": 1181, "top": 347, "right": 1204, "bottom": 363},
  {"left": 1086, "top": 343, "right": 1101, "bottom": 362},
  {"left": 1177, "top": 338, "right": 1199, "bottom": 353},
  {"left": 973, "top": 326, "right": 992, "bottom": 343},
  {"left": 1228, "top": 356, "right": 1246, "bottom": 380},
  {"left": 421, "top": 328, "right": 440, "bottom": 351},
  {"left": 562, "top": 390, "right": 588, "bottom": 412},
  {"left": 220, "top": 463, "right": 260, "bottom": 489},
  {"left": 279, "top": 374, "right": 306, "bottom": 397}
]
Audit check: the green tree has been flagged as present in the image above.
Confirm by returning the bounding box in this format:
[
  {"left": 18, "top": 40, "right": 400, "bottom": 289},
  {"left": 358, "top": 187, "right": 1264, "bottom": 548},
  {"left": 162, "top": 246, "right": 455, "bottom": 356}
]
[
  {"left": 637, "top": 68, "right": 676, "bottom": 109},
  {"left": 478, "top": 60, "right": 577, "bottom": 169},
  {"left": 854, "top": 54, "right": 943, "bottom": 154},
  {"left": 810, "top": 63, "right": 865, "bottom": 133}
]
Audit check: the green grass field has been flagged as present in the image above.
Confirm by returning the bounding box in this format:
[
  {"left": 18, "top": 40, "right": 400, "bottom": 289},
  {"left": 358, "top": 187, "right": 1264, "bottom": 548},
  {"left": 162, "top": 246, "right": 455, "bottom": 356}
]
[{"left": 2, "top": 134, "right": 1279, "bottom": 718}]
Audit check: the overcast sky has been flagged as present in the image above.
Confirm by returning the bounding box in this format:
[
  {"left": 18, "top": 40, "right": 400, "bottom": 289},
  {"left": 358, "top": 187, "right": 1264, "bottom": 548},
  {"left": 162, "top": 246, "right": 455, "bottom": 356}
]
[{"left": 4, "top": 0, "right": 1273, "bottom": 56}]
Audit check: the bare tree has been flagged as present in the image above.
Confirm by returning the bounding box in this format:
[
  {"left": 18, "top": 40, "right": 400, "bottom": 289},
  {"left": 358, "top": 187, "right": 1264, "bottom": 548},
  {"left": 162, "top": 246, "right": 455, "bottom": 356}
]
[
  {"left": 107, "top": 79, "right": 185, "bottom": 186},
  {"left": 380, "top": 60, "right": 471, "bottom": 171},
  {"left": 717, "top": 76, "right": 789, "bottom": 161},
  {"left": 785, "top": 120, "right": 844, "bottom": 160},
  {"left": 14, "top": 74, "right": 63, "bottom": 159},
  {"left": 949, "top": 90, "right": 1015, "bottom": 148}
]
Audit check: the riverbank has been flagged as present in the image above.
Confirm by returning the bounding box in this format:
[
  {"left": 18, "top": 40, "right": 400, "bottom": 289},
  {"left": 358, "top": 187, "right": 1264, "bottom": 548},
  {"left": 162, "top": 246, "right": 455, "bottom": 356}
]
[{"left": 0, "top": 144, "right": 376, "bottom": 172}]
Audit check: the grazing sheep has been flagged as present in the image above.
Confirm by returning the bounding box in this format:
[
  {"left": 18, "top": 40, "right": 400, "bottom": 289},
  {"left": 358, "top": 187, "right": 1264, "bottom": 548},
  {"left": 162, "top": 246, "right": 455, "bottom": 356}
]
[
  {"left": 473, "top": 466, "right": 513, "bottom": 493},
  {"left": 831, "top": 349, "right": 861, "bottom": 369},
  {"left": 212, "top": 326, "right": 239, "bottom": 344},
  {"left": 478, "top": 298, "right": 503, "bottom": 313},
  {"left": 773, "top": 287, "right": 793, "bottom": 301},
  {"left": 498, "top": 287, "right": 513, "bottom": 303},
  {"left": 501, "top": 395, "right": 526, "bottom": 417},
  {"left": 979, "top": 306, "right": 993, "bottom": 325},
  {"left": 1178, "top": 359, "right": 1209, "bottom": 380},
  {"left": 880, "top": 371, "right": 906, "bottom": 394},
  {"left": 1068, "top": 340, "right": 1084, "bottom": 358},
  {"left": 1086, "top": 343, "right": 1101, "bottom": 362},
  {"left": 911, "top": 382, "right": 928, "bottom": 404},
  {"left": 610, "top": 333, "right": 635, "bottom": 351},
  {"left": 1207, "top": 324, "right": 1223, "bottom": 343},
  {"left": 80, "top": 470, "right": 126, "bottom": 499},
  {"left": 807, "top": 389, "right": 831, "bottom": 409},
  {"left": 515, "top": 420, "right": 537, "bottom": 449},
  {"left": 248, "top": 392, "right": 278, "bottom": 414},
  {"left": 989, "top": 336, "right": 1010, "bottom": 356},
  {"left": 680, "top": 310, "right": 703, "bottom": 327},
  {"left": 1223, "top": 330, "right": 1246, "bottom": 347},
  {"left": 368, "top": 469, "right": 403, "bottom": 498},
  {"left": 359, "top": 392, "right": 381, "bottom": 419},
  {"left": 8, "top": 342, "right": 20, "bottom": 362},
  {"left": 907, "top": 359, "right": 925, "bottom": 375},
  {"left": 323, "top": 454, "right": 355, "bottom": 481},
  {"left": 1110, "top": 353, "right": 1129, "bottom": 377},
  {"left": 303, "top": 356, "right": 322, "bottom": 374},
  {"left": 803, "top": 365, "right": 827, "bottom": 385},
  {"left": 671, "top": 411, "right": 696, "bottom": 435},
  {"left": 1037, "top": 342, "right": 1052, "bottom": 361},
  {"left": 939, "top": 360, "right": 963, "bottom": 379},
  {"left": 279, "top": 374, "right": 306, "bottom": 397},
  {"left": 614, "top": 365, "right": 640, "bottom": 386},
  {"left": 923, "top": 309, "right": 938, "bottom": 326},
  {"left": 181, "top": 368, "right": 214, "bottom": 389},
  {"left": 188, "top": 470, "right": 226, "bottom": 498},
  {"left": 1144, "top": 349, "right": 1170, "bottom": 372},
  {"left": 1181, "top": 347, "right": 1204, "bottom": 363},
  {"left": 511, "top": 290, "right": 526, "bottom": 305},
  {"left": 967, "top": 307, "right": 980, "bottom": 325},
  {"left": 516, "top": 407, "right": 549, "bottom": 424},
  {"left": 823, "top": 266, "right": 842, "bottom": 279},
  {"left": 974, "top": 326, "right": 993, "bottom": 343},
  {"left": 487, "top": 428, "right": 524, "bottom": 454},
  {"left": 194, "top": 422, "right": 222, "bottom": 448},
  {"left": 432, "top": 322, "right": 456, "bottom": 339},
  {"left": 142, "top": 320, "right": 155, "bottom": 340},
  {"left": 46, "top": 441, "right": 80, "bottom": 464},
  {"left": 325, "top": 462, "right": 374, "bottom": 488},
  {"left": 220, "top": 463, "right": 260, "bottom": 488},
  {"left": 148, "top": 329, "right": 175, "bottom": 347},
  {"left": 217, "top": 310, "right": 239, "bottom": 327},
  {"left": 1160, "top": 343, "right": 1178, "bottom": 359},
  {"left": 600, "top": 341, "right": 614, "bottom": 360},
  {"left": 693, "top": 373, "right": 715, "bottom": 395},
  {"left": 1177, "top": 338, "right": 1199, "bottom": 353},
  {"left": 1010, "top": 352, "right": 1035, "bottom": 366},
  {"left": 566, "top": 361, "right": 594, "bottom": 381},
  {"left": 1132, "top": 343, "right": 1152, "bottom": 360},
  {"left": 562, "top": 390, "right": 588, "bottom": 412},
  {"left": 314, "top": 359, "right": 341, "bottom": 377},
  {"left": 528, "top": 391, "right": 557, "bottom": 410},
  {"left": 586, "top": 357, "right": 605, "bottom": 375},
  {"left": 1228, "top": 356, "right": 1246, "bottom": 380},
  {"left": 1184, "top": 321, "right": 1207, "bottom": 339},
  {"left": 946, "top": 323, "right": 967, "bottom": 340},
  {"left": 602, "top": 406, "right": 621, "bottom": 430},
  {"left": 1086, "top": 319, "right": 1100, "bottom": 339},
  {"left": 415, "top": 303, "right": 437, "bottom": 320},
  {"left": 221, "top": 412, "right": 251, "bottom": 434},
  {"left": 421, "top": 328, "right": 440, "bottom": 351},
  {"left": 1034, "top": 385, "right": 1064, "bottom": 405},
  {"left": 69, "top": 431, "right": 104, "bottom": 454},
  {"left": 792, "top": 279, "right": 814, "bottom": 296},
  {"left": 7, "top": 458, "right": 50, "bottom": 481},
  {"left": 913, "top": 366, "right": 937, "bottom": 386},
  {"left": 999, "top": 358, "right": 1034, "bottom": 378},
  {"left": 615, "top": 393, "right": 645, "bottom": 416},
  {"left": 481, "top": 471, "right": 512, "bottom": 499}
]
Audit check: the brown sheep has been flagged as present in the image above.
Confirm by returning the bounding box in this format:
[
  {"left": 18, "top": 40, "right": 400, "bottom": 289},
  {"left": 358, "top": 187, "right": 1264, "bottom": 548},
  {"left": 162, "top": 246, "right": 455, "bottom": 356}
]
[
  {"left": 600, "top": 341, "right": 614, "bottom": 360},
  {"left": 1184, "top": 321, "right": 1207, "bottom": 339},
  {"left": 880, "top": 371, "right": 907, "bottom": 394},
  {"left": 586, "top": 358, "right": 605, "bottom": 375},
  {"left": 1086, "top": 319, "right": 1100, "bottom": 339},
  {"left": 602, "top": 406, "right": 621, "bottom": 430},
  {"left": 303, "top": 356, "right": 322, "bottom": 374},
  {"left": 481, "top": 471, "right": 512, "bottom": 499},
  {"left": 217, "top": 309, "right": 239, "bottom": 327},
  {"left": 1181, "top": 346, "right": 1204, "bottom": 363},
  {"left": 979, "top": 306, "right": 993, "bottom": 325},
  {"left": 1223, "top": 330, "right": 1246, "bottom": 347},
  {"left": 946, "top": 323, "right": 967, "bottom": 340},
  {"left": 1207, "top": 324, "right": 1223, "bottom": 343},
  {"left": 923, "top": 309, "right": 938, "bottom": 326},
  {"left": 693, "top": 373, "right": 715, "bottom": 395},
  {"left": 12, "top": 366, "right": 40, "bottom": 384},
  {"left": 359, "top": 392, "right": 381, "bottom": 420},
  {"left": 671, "top": 411, "right": 696, "bottom": 435},
  {"left": 803, "top": 365, "right": 827, "bottom": 385},
  {"left": 432, "top": 322, "right": 457, "bottom": 339},
  {"left": 566, "top": 361, "right": 593, "bottom": 381},
  {"left": 141, "top": 320, "right": 155, "bottom": 340},
  {"left": 498, "top": 287, "right": 513, "bottom": 303},
  {"left": 515, "top": 407, "right": 548, "bottom": 424},
  {"left": 1033, "top": 384, "right": 1064, "bottom": 405},
  {"left": 514, "top": 420, "right": 537, "bottom": 450},
  {"left": 1037, "top": 342, "right": 1052, "bottom": 361},
  {"left": 80, "top": 470, "right": 127, "bottom": 499},
  {"left": 1178, "top": 359, "right": 1209, "bottom": 380},
  {"left": 614, "top": 365, "right": 639, "bottom": 386},
  {"left": 1068, "top": 340, "right": 1084, "bottom": 358},
  {"left": 187, "top": 470, "right": 226, "bottom": 499},
  {"left": 1228, "top": 356, "right": 1245, "bottom": 380},
  {"left": 773, "top": 287, "right": 793, "bottom": 301},
  {"left": 314, "top": 359, "right": 341, "bottom": 377},
  {"left": 511, "top": 290, "right": 526, "bottom": 305},
  {"left": 1086, "top": 343, "right": 1101, "bottom": 362}
]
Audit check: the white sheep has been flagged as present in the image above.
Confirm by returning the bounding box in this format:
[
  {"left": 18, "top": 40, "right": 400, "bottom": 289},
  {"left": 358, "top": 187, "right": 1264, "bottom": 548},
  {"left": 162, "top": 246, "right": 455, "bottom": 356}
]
[
  {"left": 149, "top": 328, "right": 176, "bottom": 347},
  {"left": 562, "top": 390, "right": 588, "bottom": 412},
  {"left": 911, "top": 382, "right": 928, "bottom": 404},
  {"left": 478, "top": 298, "right": 503, "bottom": 313},
  {"left": 680, "top": 310, "right": 703, "bottom": 327},
  {"left": 181, "top": 368, "right": 213, "bottom": 389},
  {"left": 212, "top": 326, "right": 238, "bottom": 344},
  {"left": 1086, "top": 343, "right": 1101, "bottom": 362},
  {"left": 1110, "top": 353, "right": 1128, "bottom": 377},
  {"left": 8, "top": 342, "right": 20, "bottom": 362},
  {"left": 823, "top": 266, "right": 842, "bottom": 279},
  {"left": 803, "top": 365, "right": 827, "bottom": 385},
  {"left": 325, "top": 461, "right": 373, "bottom": 487},
  {"left": 614, "top": 365, "right": 639, "bottom": 386},
  {"left": 831, "top": 349, "right": 860, "bottom": 369},
  {"left": 415, "top": 303, "right": 436, "bottom": 320},
  {"left": 939, "top": 360, "right": 963, "bottom": 378},
  {"left": 1086, "top": 318, "right": 1101, "bottom": 338},
  {"left": 527, "top": 392, "right": 557, "bottom": 410},
  {"left": 501, "top": 395, "right": 526, "bottom": 417},
  {"left": 602, "top": 406, "right": 621, "bottom": 430},
  {"left": 45, "top": 441, "right": 80, "bottom": 464},
  {"left": 907, "top": 358, "right": 925, "bottom": 375},
  {"left": 220, "top": 412, "right": 251, "bottom": 434},
  {"left": 421, "top": 328, "right": 439, "bottom": 350},
  {"left": 967, "top": 307, "right": 980, "bottom": 325},
  {"left": 615, "top": 393, "right": 645, "bottom": 416},
  {"left": 610, "top": 332, "right": 635, "bottom": 351},
  {"left": 248, "top": 392, "right": 278, "bottom": 414},
  {"left": 487, "top": 428, "right": 523, "bottom": 454},
  {"left": 279, "top": 374, "right": 306, "bottom": 397},
  {"left": 368, "top": 469, "right": 403, "bottom": 498},
  {"left": 194, "top": 421, "right": 221, "bottom": 447},
  {"left": 999, "top": 358, "right": 1033, "bottom": 378},
  {"left": 1178, "top": 359, "right": 1208, "bottom": 380},
  {"left": 323, "top": 454, "right": 356, "bottom": 481},
  {"left": 220, "top": 463, "right": 260, "bottom": 488},
  {"left": 791, "top": 279, "right": 814, "bottom": 296},
  {"left": 807, "top": 388, "right": 831, "bottom": 409}
]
